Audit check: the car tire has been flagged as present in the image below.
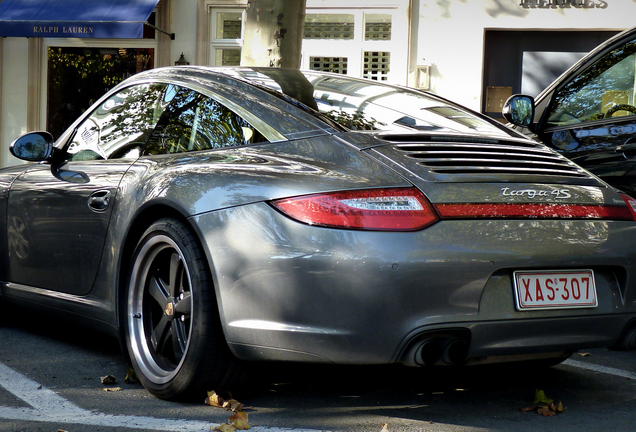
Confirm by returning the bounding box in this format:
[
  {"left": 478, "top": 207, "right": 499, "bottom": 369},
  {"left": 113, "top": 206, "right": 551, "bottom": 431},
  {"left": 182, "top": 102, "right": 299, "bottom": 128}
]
[{"left": 124, "top": 217, "right": 245, "bottom": 400}]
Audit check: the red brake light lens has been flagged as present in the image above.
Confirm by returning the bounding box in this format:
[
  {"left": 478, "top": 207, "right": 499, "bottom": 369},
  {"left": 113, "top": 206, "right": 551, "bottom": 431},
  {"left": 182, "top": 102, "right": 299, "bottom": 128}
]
[
  {"left": 436, "top": 202, "right": 635, "bottom": 220},
  {"left": 270, "top": 187, "right": 439, "bottom": 231},
  {"left": 620, "top": 194, "right": 636, "bottom": 221}
]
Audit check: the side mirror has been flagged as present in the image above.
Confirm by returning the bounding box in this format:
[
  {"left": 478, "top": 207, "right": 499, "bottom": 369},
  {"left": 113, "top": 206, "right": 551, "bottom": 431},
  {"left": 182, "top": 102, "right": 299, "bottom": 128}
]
[
  {"left": 10, "top": 131, "right": 55, "bottom": 162},
  {"left": 502, "top": 95, "right": 535, "bottom": 128}
]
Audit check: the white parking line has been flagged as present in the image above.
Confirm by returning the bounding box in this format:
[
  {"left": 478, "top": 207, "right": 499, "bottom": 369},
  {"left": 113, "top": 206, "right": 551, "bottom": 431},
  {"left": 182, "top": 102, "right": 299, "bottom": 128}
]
[
  {"left": 6, "top": 357, "right": 632, "bottom": 431},
  {"left": 0, "top": 361, "right": 324, "bottom": 432},
  {"left": 564, "top": 358, "right": 636, "bottom": 380}
]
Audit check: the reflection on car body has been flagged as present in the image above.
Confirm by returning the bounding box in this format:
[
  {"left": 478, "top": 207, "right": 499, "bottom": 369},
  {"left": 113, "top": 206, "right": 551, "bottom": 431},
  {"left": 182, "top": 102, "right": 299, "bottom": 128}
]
[{"left": 3, "top": 67, "right": 636, "bottom": 401}]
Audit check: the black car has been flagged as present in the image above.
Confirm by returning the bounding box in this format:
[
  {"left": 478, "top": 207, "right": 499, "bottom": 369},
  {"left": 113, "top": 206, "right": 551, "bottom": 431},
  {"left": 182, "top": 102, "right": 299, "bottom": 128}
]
[{"left": 503, "top": 26, "right": 636, "bottom": 196}]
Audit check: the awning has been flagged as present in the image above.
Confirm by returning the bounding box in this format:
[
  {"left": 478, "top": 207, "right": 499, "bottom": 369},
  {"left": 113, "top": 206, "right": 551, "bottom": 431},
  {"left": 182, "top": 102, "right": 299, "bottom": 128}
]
[{"left": 0, "top": 0, "right": 163, "bottom": 39}]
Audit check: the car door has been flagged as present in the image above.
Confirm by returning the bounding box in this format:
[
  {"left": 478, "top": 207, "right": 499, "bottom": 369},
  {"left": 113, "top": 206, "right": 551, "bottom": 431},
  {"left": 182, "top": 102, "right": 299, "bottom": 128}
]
[
  {"left": 7, "top": 83, "right": 167, "bottom": 295},
  {"left": 534, "top": 33, "right": 636, "bottom": 195}
]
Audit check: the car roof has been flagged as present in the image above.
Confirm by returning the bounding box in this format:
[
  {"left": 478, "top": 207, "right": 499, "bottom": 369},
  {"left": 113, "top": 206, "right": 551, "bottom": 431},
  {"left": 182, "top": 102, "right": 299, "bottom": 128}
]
[{"left": 115, "top": 66, "right": 523, "bottom": 140}]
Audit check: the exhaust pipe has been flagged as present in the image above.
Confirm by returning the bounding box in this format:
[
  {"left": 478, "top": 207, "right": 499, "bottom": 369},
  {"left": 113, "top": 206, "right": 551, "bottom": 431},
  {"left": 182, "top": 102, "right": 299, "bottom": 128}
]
[
  {"left": 441, "top": 338, "right": 468, "bottom": 365},
  {"left": 416, "top": 336, "right": 469, "bottom": 365},
  {"left": 419, "top": 339, "right": 443, "bottom": 365}
]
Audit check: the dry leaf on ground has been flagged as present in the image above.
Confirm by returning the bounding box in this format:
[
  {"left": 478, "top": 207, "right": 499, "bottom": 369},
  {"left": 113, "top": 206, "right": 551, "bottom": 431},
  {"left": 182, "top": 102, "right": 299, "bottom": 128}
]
[
  {"left": 522, "top": 390, "right": 565, "bottom": 416},
  {"left": 230, "top": 410, "right": 251, "bottom": 430},
  {"left": 100, "top": 374, "right": 116, "bottom": 385},
  {"left": 205, "top": 390, "right": 244, "bottom": 412},
  {"left": 125, "top": 368, "right": 140, "bottom": 384}
]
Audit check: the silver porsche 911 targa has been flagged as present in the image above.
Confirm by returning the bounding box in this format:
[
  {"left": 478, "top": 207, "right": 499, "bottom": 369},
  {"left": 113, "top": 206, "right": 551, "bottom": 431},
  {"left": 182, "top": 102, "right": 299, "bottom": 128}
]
[{"left": 4, "top": 67, "right": 636, "bottom": 400}]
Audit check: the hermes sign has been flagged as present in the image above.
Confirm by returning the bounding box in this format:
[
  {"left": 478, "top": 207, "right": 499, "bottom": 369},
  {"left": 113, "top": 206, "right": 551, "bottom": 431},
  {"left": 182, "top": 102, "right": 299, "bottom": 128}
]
[{"left": 520, "top": 0, "right": 608, "bottom": 7}]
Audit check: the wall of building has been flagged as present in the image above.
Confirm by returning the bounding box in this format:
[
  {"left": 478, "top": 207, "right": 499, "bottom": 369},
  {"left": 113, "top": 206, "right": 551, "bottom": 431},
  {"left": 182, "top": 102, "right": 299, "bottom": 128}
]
[
  {"left": 1, "top": 38, "right": 29, "bottom": 167},
  {"left": 415, "top": 0, "right": 636, "bottom": 111}
]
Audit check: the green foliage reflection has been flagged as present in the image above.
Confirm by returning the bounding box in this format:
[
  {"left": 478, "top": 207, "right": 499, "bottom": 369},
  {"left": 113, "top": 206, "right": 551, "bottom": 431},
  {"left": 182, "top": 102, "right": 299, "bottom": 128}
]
[{"left": 47, "top": 47, "right": 154, "bottom": 139}]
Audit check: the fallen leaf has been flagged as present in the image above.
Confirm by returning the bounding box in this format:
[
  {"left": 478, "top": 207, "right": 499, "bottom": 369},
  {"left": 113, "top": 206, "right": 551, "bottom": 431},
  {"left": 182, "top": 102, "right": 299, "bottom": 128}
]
[
  {"left": 230, "top": 410, "right": 251, "bottom": 430},
  {"left": 125, "top": 369, "right": 139, "bottom": 384},
  {"left": 380, "top": 423, "right": 390, "bottom": 432},
  {"left": 577, "top": 352, "right": 591, "bottom": 357},
  {"left": 213, "top": 424, "right": 236, "bottom": 432},
  {"left": 225, "top": 399, "right": 244, "bottom": 412},
  {"left": 533, "top": 389, "right": 553, "bottom": 404},
  {"left": 100, "top": 374, "right": 116, "bottom": 385},
  {"left": 206, "top": 390, "right": 224, "bottom": 408},
  {"left": 537, "top": 406, "right": 556, "bottom": 417},
  {"left": 103, "top": 387, "right": 122, "bottom": 392},
  {"left": 205, "top": 390, "right": 244, "bottom": 412},
  {"left": 521, "top": 406, "right": 538, "bottom": 412}
]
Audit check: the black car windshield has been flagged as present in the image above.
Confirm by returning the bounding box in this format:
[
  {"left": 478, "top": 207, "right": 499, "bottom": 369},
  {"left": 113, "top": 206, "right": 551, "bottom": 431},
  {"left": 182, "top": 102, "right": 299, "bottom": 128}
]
[{"left": 229, "top": 68, "right": 515, "bottom": 137}]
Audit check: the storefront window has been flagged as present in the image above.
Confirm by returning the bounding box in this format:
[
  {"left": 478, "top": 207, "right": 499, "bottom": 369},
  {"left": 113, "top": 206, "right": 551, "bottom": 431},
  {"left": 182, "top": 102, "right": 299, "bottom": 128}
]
[{"left": 47, "top": 47, "right": 155, "bottom": 139}]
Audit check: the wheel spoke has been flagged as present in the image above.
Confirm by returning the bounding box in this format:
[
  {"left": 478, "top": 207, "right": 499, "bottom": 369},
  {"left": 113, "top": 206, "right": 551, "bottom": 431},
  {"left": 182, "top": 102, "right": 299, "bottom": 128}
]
[
  {"left": 174, "top": 292, "right": 191, "bottom": 315},
  {"left": 168, "top": 251, "right": 182, "bottom": 298},
  {"left": 148, "top": 275, "right": 169, "bottom": 306},
  {"left": 150, "top": 314, "right": 171, "bottom": 353}
]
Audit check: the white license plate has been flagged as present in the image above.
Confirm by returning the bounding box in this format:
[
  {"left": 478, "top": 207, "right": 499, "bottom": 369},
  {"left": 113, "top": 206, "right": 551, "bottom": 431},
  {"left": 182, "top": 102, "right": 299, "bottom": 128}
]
[{"left": 513, "top": 270, "right": 598, "bottom": 310}]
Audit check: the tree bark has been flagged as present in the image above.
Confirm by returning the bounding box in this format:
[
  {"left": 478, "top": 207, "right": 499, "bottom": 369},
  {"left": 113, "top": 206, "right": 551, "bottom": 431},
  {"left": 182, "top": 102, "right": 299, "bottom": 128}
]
[{"left": 241, "top": 0, "right": 306, "bottom": 69}]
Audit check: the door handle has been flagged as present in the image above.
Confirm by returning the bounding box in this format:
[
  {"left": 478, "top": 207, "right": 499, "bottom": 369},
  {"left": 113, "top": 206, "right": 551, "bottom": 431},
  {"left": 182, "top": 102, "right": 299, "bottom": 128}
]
[{"left": 88, "top": 190, "right": 112, "bottom": 212}]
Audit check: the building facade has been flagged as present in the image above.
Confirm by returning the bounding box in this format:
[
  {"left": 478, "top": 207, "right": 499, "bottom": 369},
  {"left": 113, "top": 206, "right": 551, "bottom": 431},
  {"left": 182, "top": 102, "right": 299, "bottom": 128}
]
[{"left": 1, "top": 0, "right": 635, "bottom": 167}]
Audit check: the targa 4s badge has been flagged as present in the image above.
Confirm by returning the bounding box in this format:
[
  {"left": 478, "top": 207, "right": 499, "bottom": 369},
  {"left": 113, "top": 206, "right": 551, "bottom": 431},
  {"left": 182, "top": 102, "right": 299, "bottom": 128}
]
[{"left": 501, "top": 187, "right": 571, "bottom": 199}]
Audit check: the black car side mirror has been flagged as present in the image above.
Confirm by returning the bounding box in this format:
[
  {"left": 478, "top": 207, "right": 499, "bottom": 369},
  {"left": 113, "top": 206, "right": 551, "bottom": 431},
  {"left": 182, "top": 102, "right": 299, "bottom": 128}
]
[
  {"left": 502, "top": 95, "right": 535, "bottom": 129},
  {"left": 10, "top": 131, "right": 55, "bottom": 162}
]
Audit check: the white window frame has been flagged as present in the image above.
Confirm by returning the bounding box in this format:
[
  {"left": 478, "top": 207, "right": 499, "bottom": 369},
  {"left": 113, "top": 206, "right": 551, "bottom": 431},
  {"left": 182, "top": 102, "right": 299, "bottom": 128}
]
[
  {"left": 209, "top": 8, "right": 245, "bottom": 66},
  {"left": 302, "top": 4, "right": 409, "bottom": 84}
]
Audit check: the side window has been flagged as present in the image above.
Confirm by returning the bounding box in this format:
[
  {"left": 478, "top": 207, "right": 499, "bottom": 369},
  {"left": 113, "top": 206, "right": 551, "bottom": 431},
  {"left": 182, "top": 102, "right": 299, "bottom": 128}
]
[
  {"left": 546, "top": 38, "right": 636, "bottom": 127},
  {"left": 144, "top": 86, "right": 267, "bottom": 155},
  {"left": 66, "top": 83, "right": 167, "bottom": 161}
]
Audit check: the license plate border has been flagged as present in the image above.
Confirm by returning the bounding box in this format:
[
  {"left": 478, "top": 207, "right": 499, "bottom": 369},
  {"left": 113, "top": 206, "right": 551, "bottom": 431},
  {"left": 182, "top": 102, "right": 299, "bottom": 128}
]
[{"left": 513, "top": 269, "right": 598, "bottom": 311}]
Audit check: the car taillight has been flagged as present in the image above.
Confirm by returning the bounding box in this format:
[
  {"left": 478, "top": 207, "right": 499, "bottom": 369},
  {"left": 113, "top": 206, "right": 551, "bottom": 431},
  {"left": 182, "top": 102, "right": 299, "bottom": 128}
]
[
  {"left": 270, "top": 187, "right": 439, "bottom": 231},
  {"left": 620, "top": 194, "right": 636, "bottom": 221},
  {"left": 436, "top": 201, "right": 636, "bottom": 220}
]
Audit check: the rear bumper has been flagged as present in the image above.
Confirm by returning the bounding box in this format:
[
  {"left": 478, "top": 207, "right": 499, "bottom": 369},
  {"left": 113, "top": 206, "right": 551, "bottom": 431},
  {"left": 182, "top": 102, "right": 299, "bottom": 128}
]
[
  {"left": 397, "top": 314, "right": 635, "bottom": 367},
  {"left": 193, "top": 202, "right": 636, "bottom": 366}
]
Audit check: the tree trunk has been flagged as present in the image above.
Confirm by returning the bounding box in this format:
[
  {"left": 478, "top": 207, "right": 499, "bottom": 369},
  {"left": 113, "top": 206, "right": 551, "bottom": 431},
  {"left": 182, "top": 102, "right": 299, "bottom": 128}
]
[{"left": 241, "top": 0, "right": 306, "bottom": 69}]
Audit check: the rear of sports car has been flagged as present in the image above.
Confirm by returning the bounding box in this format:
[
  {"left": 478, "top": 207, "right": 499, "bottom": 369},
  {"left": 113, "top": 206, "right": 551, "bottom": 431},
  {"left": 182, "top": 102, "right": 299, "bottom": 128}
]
[{"left": 198, "top": 130, "right": 636, "bottom": 368}]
